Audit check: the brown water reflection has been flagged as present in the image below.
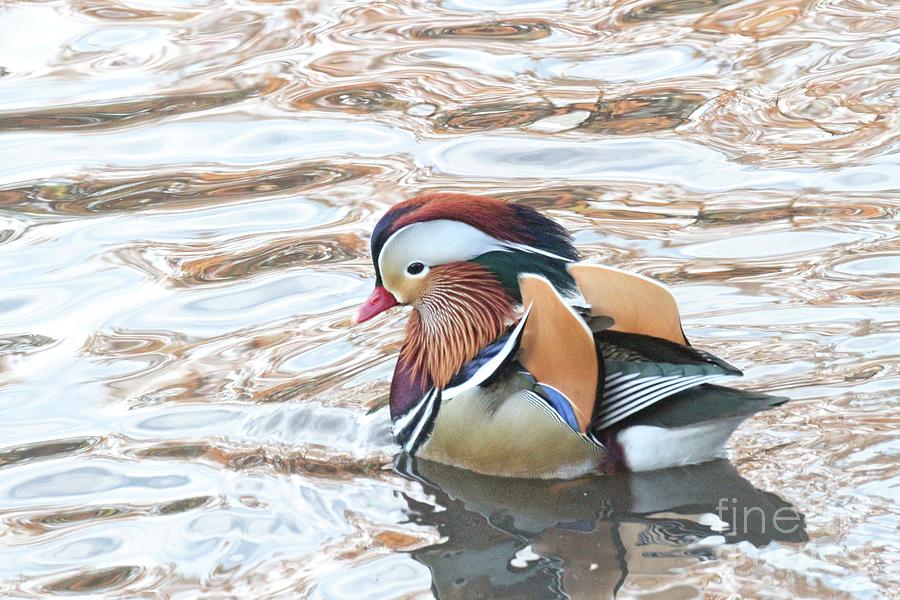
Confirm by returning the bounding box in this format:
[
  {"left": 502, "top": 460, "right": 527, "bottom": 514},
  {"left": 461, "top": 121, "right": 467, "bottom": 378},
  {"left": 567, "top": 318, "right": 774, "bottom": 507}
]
[
  {"left": 0, "top": 87, "right": 262, "bottom": 132},
  {"left": 0, "top": 0, "right": 897, "bottom": 598},
  {"left": 0, "top": 161, "right": 381, "bottom": 216},
  {"left": 434, "top": 91, "right": 706, "bottom": 134}
]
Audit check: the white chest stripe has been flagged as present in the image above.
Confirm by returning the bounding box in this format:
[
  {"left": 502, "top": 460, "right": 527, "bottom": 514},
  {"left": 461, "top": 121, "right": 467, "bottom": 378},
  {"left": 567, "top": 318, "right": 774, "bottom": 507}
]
[
  {"left": 401, "top": 388, "right": 440, "bottom": 453},
  {"left": 394, "top": 387, "right": 438, "bottom": 443},
  {"left": 392, "top": 389, "right": 430, "bottom": 436},
  {"left": 443, "top": 306, "right": 531, "bottom": 401}
]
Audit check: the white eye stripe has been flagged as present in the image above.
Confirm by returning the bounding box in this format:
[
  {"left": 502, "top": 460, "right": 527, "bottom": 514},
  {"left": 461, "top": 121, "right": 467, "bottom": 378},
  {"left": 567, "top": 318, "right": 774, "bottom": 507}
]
[{"left": 378, "top": 220, "right": 507, "bottom": 283}]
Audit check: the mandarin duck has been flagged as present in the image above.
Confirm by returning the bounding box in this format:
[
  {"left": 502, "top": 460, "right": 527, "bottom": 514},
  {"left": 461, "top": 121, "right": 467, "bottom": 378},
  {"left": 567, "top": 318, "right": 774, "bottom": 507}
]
[{"left": 355, "top": 193, "right": 786, "bottom": 479}]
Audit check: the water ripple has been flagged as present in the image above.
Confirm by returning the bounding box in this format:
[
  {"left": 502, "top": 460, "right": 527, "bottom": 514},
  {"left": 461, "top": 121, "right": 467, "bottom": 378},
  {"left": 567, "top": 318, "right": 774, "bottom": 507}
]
[
  {"left": 0, "top": 87, "right": 261, "bottom": 133},
  {"left": 0, "top": 0, "right": 897, "bottom": 597},
  {"left": 43, "top": 565, "right": 145, "bottom": 595},
  {"left": 0, "top": 161, "right": 380, "bottom": 216},
  {"left": 411, "top": 20, "right": 553, "bottom": 41}
]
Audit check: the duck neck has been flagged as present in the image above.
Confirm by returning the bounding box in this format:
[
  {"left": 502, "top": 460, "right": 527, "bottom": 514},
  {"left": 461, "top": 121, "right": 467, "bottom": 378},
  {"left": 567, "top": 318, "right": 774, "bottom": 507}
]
[{"left": 390, "top": 263, "right": 515, "bottom": 421}]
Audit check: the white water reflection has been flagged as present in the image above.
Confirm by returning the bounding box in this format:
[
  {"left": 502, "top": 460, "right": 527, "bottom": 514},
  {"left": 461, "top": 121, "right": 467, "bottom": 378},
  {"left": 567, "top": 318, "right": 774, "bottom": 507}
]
[{"left": 428, "top": 134, "right": 900, "bottom": 191}]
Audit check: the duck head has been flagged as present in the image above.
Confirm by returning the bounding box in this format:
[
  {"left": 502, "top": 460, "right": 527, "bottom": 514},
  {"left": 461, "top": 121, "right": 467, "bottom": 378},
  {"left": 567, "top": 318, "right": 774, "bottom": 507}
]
[{"left": 355, "top": 193, "right": 580, "bottom": 417}]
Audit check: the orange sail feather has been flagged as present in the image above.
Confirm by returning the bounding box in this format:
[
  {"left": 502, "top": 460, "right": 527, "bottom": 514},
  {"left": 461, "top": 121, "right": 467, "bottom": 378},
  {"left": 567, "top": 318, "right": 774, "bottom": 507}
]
[
  {"left": 518, "top": 274, "right": 598, "bottom": 433},
  {"left": 568, "top": 263, "right": 688, "bottom": 345}
]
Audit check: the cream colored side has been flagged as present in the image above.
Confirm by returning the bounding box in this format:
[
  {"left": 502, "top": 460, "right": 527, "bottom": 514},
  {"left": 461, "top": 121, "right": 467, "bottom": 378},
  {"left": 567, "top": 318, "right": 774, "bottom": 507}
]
[{"left": 417, "top": 381, "right": 607, "bottom": 479}]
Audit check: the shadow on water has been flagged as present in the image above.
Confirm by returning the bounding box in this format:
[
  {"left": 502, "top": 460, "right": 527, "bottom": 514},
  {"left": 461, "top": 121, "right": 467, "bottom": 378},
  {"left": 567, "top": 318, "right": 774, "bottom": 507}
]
[{"left": 397, "top": 457, "right": 807, "bottom": 599}]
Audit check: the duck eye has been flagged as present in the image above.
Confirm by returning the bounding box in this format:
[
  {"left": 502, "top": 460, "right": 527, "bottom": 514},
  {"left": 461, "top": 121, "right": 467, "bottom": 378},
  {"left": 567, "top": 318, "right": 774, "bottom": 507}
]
[{"left": 406, "top": 262, "right": 425, "bottom": 275}]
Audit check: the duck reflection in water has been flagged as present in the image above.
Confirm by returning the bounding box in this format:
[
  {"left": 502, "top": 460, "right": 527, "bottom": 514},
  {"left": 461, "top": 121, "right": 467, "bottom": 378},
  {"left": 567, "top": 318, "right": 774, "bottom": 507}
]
[{"left": 396, "top": 457, "right": 807, "bottom": 599}]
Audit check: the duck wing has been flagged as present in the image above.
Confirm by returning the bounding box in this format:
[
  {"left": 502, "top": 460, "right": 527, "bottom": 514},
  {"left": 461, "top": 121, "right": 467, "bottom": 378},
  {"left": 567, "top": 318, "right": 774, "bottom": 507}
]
[
  {"left": 592, "top": 329, "right": 742, "bottom": 431},
  {"left": 513, "top": 272, "right": 741, "bottom": 436},
  {"left": 567, "top": 262, "right": 758, "bottom": 431},
  {"left": 624, "top": 383, "right": 787, "bottom": 429},
  {"left": 462, "top": 268, "right": 771, "bottom": 442}
]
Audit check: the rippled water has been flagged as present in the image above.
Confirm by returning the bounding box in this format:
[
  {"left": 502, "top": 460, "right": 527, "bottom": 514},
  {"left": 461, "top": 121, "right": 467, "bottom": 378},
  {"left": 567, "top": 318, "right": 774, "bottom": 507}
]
[{"left": 1, "top": 0, "right": 898, "bottom": 597}]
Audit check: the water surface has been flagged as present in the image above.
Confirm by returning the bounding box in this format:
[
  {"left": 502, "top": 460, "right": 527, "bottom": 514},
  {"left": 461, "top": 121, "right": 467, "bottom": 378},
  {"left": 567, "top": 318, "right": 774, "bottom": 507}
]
[{"left": 0, "top": 0, "right": 897, "bottom": 597}]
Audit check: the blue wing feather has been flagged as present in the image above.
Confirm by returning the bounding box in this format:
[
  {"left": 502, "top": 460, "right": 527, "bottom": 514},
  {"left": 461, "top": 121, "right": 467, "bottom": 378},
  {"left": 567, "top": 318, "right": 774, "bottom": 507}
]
[
  {"left": 535, "top": 383, "right": 580, "bottom": 431},
  {"left": 446, "top": 333, "right": 515, "bottom": 389}
]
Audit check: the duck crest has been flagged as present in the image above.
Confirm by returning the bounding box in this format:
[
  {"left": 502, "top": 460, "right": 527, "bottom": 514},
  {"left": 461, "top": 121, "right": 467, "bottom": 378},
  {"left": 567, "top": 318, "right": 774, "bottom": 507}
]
[{"left": 390, "top": 262, "right": 515, "bottom": 421}]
